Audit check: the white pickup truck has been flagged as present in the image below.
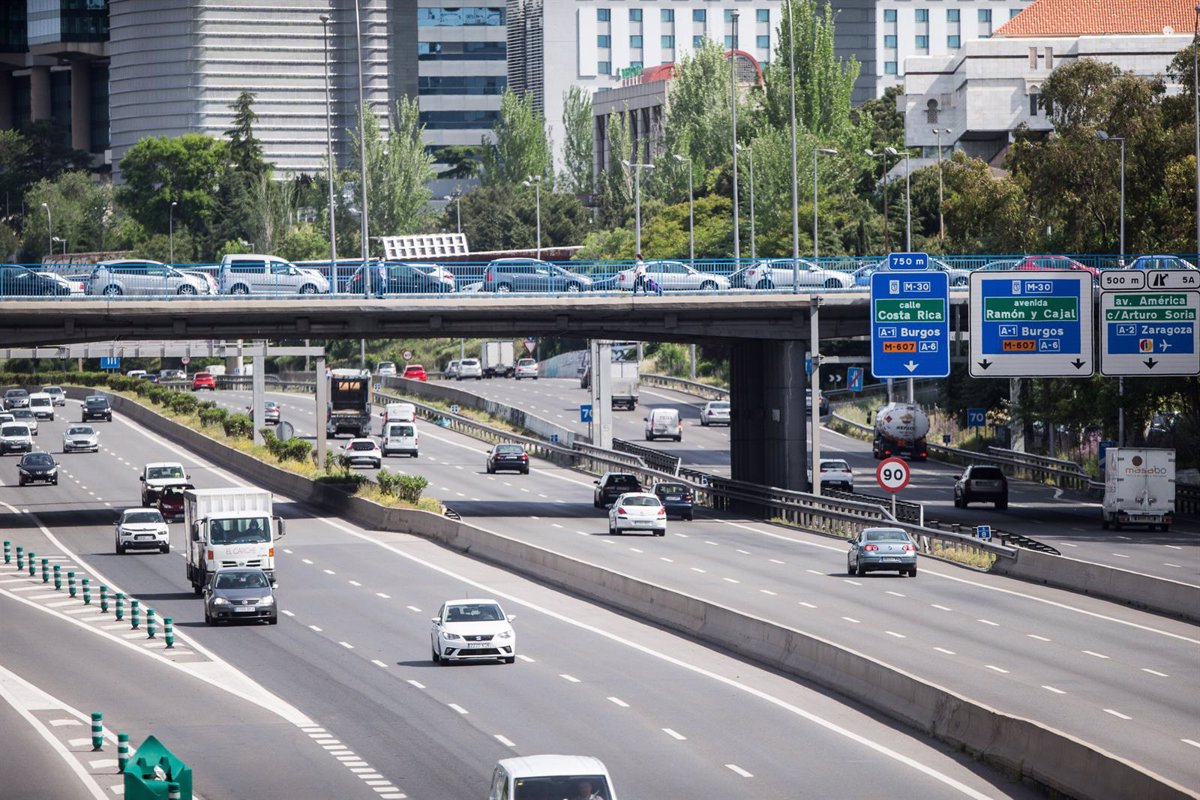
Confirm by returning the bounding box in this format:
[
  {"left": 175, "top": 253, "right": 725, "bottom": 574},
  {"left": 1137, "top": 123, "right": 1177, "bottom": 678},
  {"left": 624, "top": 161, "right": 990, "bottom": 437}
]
[{"left": 184, "top": 488, "right": 285, "bottom": 594}]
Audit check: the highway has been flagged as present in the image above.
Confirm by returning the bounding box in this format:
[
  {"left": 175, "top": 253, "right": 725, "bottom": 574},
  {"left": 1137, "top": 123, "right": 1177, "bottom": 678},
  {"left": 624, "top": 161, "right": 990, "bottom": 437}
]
[
  {"left": 206, "top": 386, "right": 1200, "bottom": 790},
  {"left": 0, "top": 401, "right": 1037, "bottom": 800},
  {"left": 439, "top": 376, "right": 1200, "bottom": 584}
]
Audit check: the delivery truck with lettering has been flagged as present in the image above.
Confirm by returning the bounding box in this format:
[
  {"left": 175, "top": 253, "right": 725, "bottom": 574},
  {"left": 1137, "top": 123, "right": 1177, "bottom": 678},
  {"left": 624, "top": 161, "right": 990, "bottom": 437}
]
[
  {"left": 185, "top": 488, "right": 285, "bottom": 594},
  {"left": 1102, "top": 447, "right": 1175, "bottom": 531}
]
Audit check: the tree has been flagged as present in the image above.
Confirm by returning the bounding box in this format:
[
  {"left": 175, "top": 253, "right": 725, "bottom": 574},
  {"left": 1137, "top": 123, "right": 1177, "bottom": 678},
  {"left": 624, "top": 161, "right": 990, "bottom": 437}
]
[
  {"left": 436, "top": 145, "right": 483, "bottom": 179},
  {"left": 852, "top": 85, "right": 905, "bottom": 150},
  {"left": 225, "top": 91, "right": 267, "bottom": 177},
  {"left": 764, "top": 0, "right": 859, "bottom": 138},
  {"left": 275, "top": 222, "right": 330, "bottom": 262},
  {"left": 596, "top": 108, "right": 633, "bottom": 228},
  {"left": 561, "top": 86, "right": 595, "bottom": 196},
  {"left": 454, "top": 184, "right": 589, "bottom": 251},
  {"left": 939, "top": 151, "right": 1028, "bottom": 253},
  {"left": 352, "top": 98, "right": 436, "bottom": 238},
  {"left": 22, "top": 171, "right": 112, "bottom": 260},
  {"left": 117, "top": 133, "right": 228, "bottom": 252},
  {"left": 658, "top": 40, "right": 737, "bottom": 198},
  {"left": 211, "top": 92, "right": 276, "bottom": 255},
  {"left": 481, "top": 90, "right": 553, "bottom": 186}
]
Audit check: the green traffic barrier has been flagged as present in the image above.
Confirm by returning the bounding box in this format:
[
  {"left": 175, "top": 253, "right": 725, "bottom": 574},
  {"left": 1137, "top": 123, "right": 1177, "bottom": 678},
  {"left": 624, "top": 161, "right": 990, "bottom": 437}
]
[
  {"left": 41, "top": 557, "right": 49, "bottom": 583},
  {"left": 3, "top": 540, "right": 9, "bottom": 564},
  {"left": 122, "top": 735, "right": 192, "bottom": 800},
  {"left": 27, "top": 551, "right": 35, "bottom": 577},
  {"left": 53, "top": 564, "right": 61, "bottom": 591},
  {"left": 15, "top": 545, "right": 23, "bottom": 570}
]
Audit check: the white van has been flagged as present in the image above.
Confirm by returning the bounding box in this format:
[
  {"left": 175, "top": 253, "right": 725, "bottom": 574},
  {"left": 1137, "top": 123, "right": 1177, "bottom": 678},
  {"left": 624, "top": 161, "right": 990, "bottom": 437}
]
[
  {"left": 384, "top": 402, "right": 416, "bottom": 423},
  {"left": 489, "top": 754, "right": 616, "bottom": 800},
  {"left": 644, "top": 408, "right": 682, "bottom": 442},
  {"left": 381, "top": 422, "right": 419, "bottom": 457},
  {"left": 28, "top": 393, "right": 55, "bottom": 421}
]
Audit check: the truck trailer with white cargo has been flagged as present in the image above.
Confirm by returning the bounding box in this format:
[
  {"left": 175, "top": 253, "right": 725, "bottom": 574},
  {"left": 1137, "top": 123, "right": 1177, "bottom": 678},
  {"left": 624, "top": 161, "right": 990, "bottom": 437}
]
[
  {"left": 1102, "top": 448, "right": 1175, "bottom": 531},
  {"left": 482, "top": 341, "right": 515, "bottom": 378},
  {"left": 184, "top": 488, "right": 284, "bottom": 594}
]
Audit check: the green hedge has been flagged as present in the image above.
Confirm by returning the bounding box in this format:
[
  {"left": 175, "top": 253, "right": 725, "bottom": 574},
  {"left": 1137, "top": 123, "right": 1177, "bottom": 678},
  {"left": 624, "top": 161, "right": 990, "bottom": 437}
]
[
  {"left": 261, "top": 428, "right": 312, "bottom": 463},
  {"left": 376, "top": 471, "right": 428, "bottom": 503},
  {"left": 0, "top": 371, "right": 112, "bottom": 388},
  {"left": 198, "top": 406, "right": 228, "bottom": 427},
  {"left": 222, "top": 413, "right": 253, "bottom": 439}
]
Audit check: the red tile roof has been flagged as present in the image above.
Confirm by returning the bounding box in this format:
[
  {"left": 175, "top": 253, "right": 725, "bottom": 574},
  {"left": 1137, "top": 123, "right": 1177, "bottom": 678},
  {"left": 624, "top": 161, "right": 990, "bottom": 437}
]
[{"left": 996, "top": 0, "right": 1198, "bottom": 37}]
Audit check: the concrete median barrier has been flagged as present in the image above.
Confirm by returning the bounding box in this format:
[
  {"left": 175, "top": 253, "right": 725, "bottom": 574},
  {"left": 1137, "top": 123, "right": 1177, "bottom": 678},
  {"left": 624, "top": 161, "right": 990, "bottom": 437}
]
[{"left": 75, "top": 387, "right": 1196, "bottom": 800}]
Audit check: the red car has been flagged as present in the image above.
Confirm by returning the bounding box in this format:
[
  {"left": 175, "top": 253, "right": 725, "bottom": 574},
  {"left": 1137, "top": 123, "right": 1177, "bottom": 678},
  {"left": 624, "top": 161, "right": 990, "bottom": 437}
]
[
  {"left": 403, "top": 364, "right": 428, "bottom": 382},
  {"left": 191, "top": 372, "right": 216, "bottom": 391},
  {"left": 1014, "top": 255, "right": 1099, "bottom": 280},
  {"left": 157, "top": 482, "right": 195, "bottom": 522}
]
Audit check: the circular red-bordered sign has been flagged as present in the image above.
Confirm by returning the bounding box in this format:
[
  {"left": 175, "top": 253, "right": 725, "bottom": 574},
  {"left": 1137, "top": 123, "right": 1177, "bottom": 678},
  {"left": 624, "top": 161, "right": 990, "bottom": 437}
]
[{"left": 876, "top": 457, "right": 911, "bottom": 493}]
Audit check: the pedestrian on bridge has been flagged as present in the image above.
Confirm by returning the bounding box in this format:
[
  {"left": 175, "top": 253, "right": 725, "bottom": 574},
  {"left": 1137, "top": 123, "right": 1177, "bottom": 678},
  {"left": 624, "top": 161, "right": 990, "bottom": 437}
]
[{"left": 632, "top": 254, "right": 647, "bottom": 296}]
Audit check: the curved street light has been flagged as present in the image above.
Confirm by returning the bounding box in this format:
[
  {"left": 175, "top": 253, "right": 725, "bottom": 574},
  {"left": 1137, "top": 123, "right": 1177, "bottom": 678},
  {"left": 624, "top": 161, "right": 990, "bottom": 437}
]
[
  {"left": 863, "top": 149, "right": 892, "bottom": 252},
  {"left": 521, "top": 175, "right": 542, "bottom": 257},
  {"left": 41, "top": 202, "right": 52, "bottom": 259}
]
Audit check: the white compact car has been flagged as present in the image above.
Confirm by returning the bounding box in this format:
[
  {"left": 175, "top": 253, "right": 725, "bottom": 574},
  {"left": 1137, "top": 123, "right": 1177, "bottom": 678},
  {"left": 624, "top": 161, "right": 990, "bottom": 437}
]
[
  {"left": 341, "top": 437, "right": 382, "bottom": 469},
  {"left": 28, "top": 393, "right": 54, "bottom": 421},
  {"left": 0, "top": 423, "right": 33, "bottom": 454},
  {"left": 115, "top": 507, "right": 170, "bottom": 554},
  {"left": 62, "top": 424, "right": 99, "bottom": 453},
  {"left": 608, "top": 492, "right": 667, "bottom": 536},
  {"left": 514, "top": 358, "right": 539, "bottom": 380},
  {"left": 431, "top": 598, "right": 516, "bottom": 664},
  {"left": 140, "top": 462, "right": 189, "bottom": 505},
  {"left": 489, "top": 755, "right": 617, "bottom": 800},
  {"left": 699, "top": 400, "right": 730, "bottom": 426},
  {"left": 457, "top": 358, "right": 483, "bottom": 380},
  {"left": 41, "top": 386, "right": 67, "bottom": 406},
  {"left": 376, "top": 361, "right": 397, "bottom": 377},
  {"left": 381, "top": 422, "right": 419, "bottom": 458},
  {"left": 810, "top": 458, "right": 854, "bottom": 491}
]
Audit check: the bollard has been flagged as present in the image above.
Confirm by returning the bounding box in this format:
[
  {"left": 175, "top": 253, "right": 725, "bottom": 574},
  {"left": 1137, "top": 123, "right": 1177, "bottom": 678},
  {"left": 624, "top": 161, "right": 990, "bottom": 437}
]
[
  {"left": 146, "top": 608, "right": 156, "bottom": 639},
  {"left": 130, "top": 599, "right": 140, "bottom": 629},
  {"left": 41, "top": 557, "right": 49, "bottom": 583},
  {"left": 27, "top": 551, "right": 35, "bottom": 577},
  {"left": 3, "top": 540, "right": 9, "bottom": 564},
  {"left": 90, "top": 712, "right": 103, "bottom": 751},
  {"left": 68, "top": 571, "right": 76, "bottom": 598},
  {"left": 100, "top": 584, "right": 108, "bottom": 613},
  {"left": 164, "top": 617, "right": 174, "bottom": 649},
  {"left": 15, "top": 545, "right": 23, "bottom": 570},
  {"left": 117, "top": 733, "right": 130, "bottom": 771},
  {"left": 53, "top": 564, "right": 61, "bottom": 591},
  {"left": 82, "top": 577, "right": 91, "bottom": 605},
  {"left": 114, "top": 592, "right": 124, "bottom": 621},
  {"left": 167, "top": 782, "right": 181, "bottom": 800}
]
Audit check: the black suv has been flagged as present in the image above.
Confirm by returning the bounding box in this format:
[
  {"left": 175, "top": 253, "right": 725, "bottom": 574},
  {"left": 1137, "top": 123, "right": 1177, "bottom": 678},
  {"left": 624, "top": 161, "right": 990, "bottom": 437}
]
[
  {"left": 954, "top": 465, "right": 1008, "bottom": 509},
  {"left": 82, "top": 395, "right": 113, "bottom": 422},
  {"left": 593, "top": 472, "right": 642, "bottom": 508}
]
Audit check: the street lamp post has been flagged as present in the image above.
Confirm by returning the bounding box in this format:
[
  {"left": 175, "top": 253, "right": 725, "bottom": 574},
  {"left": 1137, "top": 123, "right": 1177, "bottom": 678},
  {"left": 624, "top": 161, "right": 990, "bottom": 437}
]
[
  {"left": 864, "top": 149, "right": 892, "bottom": 252},
  {"left": 673, "top": 154, "right": 694, "bottom": 265},
  {"left": 169, "top": 201, "right": 177, "bottom": 265},
  {"left": 1096, "top": 131, "right": 1126, "bottom": 263},
  {"left": 885, "top": 146, "right": 912, "bottom": 250},
  {"left": 932, "top": 128, "right": 950, "bottom": 241},
  {"left": 813, "top": 148, "right": 838, "bottom": 262},
  {"left": 41, "top": 203, "right": 51, "bottom": 258},
  {"left": 319, "top": 14, "right": 339, "bottom": 287},
  {"left": 522, "top": 176, "right": 542, "bottom": 257},
  {"left": 621, "top": 160, "right": 654, "bottom": 254},
  {"left": 737, "top": 144, "right": 756, "bottom": 260},
  {"left": 353, "top": 0, "right": 369, "bottom": 299},
  {"left": 729, "top": 8, "right": 741, "bottom": 271},
  {"left": 787, "top": 0, "right": 800, "bottom": 292}
]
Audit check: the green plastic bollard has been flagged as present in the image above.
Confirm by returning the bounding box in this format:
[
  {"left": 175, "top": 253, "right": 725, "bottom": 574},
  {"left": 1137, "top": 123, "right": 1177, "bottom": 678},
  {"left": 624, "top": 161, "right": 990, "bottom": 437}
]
[
  {"left": 15, "top": 545, "right": 23, "bottom": 570},
  {"left": 41, "top": 557, "right": 49, "bottom": 583},
  {"left": 68, "top": 571, "right": 76, "bottom": 598},
  {"left": 114, "top": 592, "right": 124, "bottom": 621},
  {"left": 117, "top": 733, "right": 130, "bottom": 772},
  {"left": 90, "top": 712, "right": 103, "bottom": 751},
  {"left": 130, "top": 599, "right": 140, "bottom": 629},
  {"left": 146, "top": 608, "right": 156, "bottom": 639},
  {"left": 82, "top": 577, "right": 91, "bottom": 605},
  {"left": 164, "top": 617, "right": 174, "bottom": 649},
  {"left": 27, "top": 551, "right": 35, "bottom": 576},
  {"left": 100, "top": 584, "right": 108, "bottom": 613},
  {"left": 167, "top": 782, "right": 181, "bottom": 800},
  {"left": 3, "top": 539, "right": 10, "bottom": 564},
  {"left": 53, "top": 564, "right": 61, "bottom": 590}
]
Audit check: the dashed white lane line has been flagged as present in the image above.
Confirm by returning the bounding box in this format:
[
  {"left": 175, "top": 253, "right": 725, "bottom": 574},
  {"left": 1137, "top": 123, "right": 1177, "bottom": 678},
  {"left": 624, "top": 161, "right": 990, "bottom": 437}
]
[
  {"left": 323, "top": 569, "right": 336, "bottom": 575},
  {"left": 448, "top": 703, "right": 468, "bottom": 715},
  {"left": 976, "top": 619, "right": 999, "bottom": 627},
  {"left": 406, "top": 680, "right": 425, "bottom": 689},
  {"left": 1042, "top": 685, "right": 1066, "bottom": 695},
  {"left": 1104, "top": 709, "right": 1132, "bottom": 720},
  {"left": 841, "top": 617, "right": 861, "bottom": 624},
  {"left": 406, "top": 605, "right": 422, "bottom": 613},
  {"left": 517, "top": 654, "right": 535, "bottom": 663},
  {"left": 843, "top": 580, "right": 862, "bottom": 587},
  {"left": 1027, "top": 634, "right": 1051, "bottom": 642},
  {"left": 690, "top": 567, "right": 706, "bottom": 573},
  {"left": 931, "top": 604, "right": 952, "bottom": 611},
  {"left": 798, "top": 601, "right": 817, "bottom": 609},
  {"left": 725, "top": 764, "right": 753, "bottom": 778},
  {"left": 1183, "top": 739, "right": 1200, "bottom": 750},
  {"left": 371, "top": 659, "right": 387, "bottom": 669},
  {"left": 281, "top": 610, "right": 295, "bottom": 617},
  {"left": 302, "top": 558, "right": 314, "bottom": 565},
  {"left": 494, "top": 734, "right": 516, "bottom": 747},
  {"left": 663, "top": 728, "right": 687, "bottom": 740},
  {"left": 769, "top": 558, "right": 785, "bottom": 565},
  {"left": 1082, "top": 650, "right": 1110, "bottom": 660},
  {"left": 885, "top": 631, "right": 906, "bottom": 639},
  {"left": 309, "top": 625, "right": 322, "bottom": 632},
  {"left": 723, "top": 578, "right": 740, "bottom": 584},
  {"left": 985, "top": 665, "right": 1009, "bottom": 674},
  {"left": 885, "top": 591, "right": 905, "bottom": 598},
  {"left": 559, "top": 674, "right": 581, "bottom": 683},
  {"left": 760, "top": 589, "right": 777, "bottom": 596},
  {"left": 933, "top": 647, "right": 956, "bottom": 656},
  {"left": 1141, "top": 668, "right": 1169, "bottom": 677},
  {"left": 376, "top": 592, "right": 391, "bottom": 599},
  {"left": 348, "top": 580, "right": 362, "bottom": 587},
  {"left": 607, "top": 697, "right": 629, "bottom": 708}
]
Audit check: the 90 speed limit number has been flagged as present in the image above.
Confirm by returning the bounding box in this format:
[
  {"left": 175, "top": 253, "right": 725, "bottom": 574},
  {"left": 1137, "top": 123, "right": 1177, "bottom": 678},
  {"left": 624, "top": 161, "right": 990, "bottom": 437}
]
[{"left": 875, "top": 457, "right": 911, "bottom": 493}]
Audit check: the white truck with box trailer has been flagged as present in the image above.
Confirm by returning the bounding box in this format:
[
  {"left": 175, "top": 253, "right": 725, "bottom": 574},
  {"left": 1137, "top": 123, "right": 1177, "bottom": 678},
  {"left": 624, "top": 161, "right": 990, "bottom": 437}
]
[
  {"left": 184, "top": 487, "right": 285, "bottom": 594},
  {"left": 1102, "top": 447, "right": 1175, "bottom": 531},
  {"left": 482, "top": 341, "right": 516, "bottom": 378}
]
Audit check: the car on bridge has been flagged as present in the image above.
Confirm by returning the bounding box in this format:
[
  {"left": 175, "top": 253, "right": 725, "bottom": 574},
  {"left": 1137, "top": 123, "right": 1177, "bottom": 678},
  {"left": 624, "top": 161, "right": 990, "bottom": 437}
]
[
  {"left": 1127, "top": 255, "right": 1197, "bottom": 271},
  {"left": 203, "top": 567, "right": 278, "bottom": 625},
  {"left": 192, "top": 372, "right": 216, "bottom": 391},
  {"left": 743, "top": 259, "right": 854, "bottom": 290},
  {"left": 847, "top": 527, "right": 918, "bottom": 577},
  {"left": 86, "top": 259, "right": 213, "bottom": 297},
  {"left": 430, "top": 598, "right": 516, "bottom": 664},
  {"left": 16, "top": 451, "right": 58, "bottom": 486},
  {"left": 483, "top": 258, "right": 592, "bottom": 293},
  {"left": 114, "top": 507, "right": 169, "bottom": 554},
  {"left": 614, "top": 260, "right": 730, "bottom": 292},
  {"left": 0, "top": 264, "right": 73, "bottom": 296},
  {"left": 608, "top": 492, "right": 667, "bottom": 536},
  {"left": 62, "top": 424, "right": 99, "bottom": 453},
  {"left": 218, "top": 254, "right": 330, "bottom": 295},
  {"left": 346, "top": 262, "right": 451, "bottom": 295}
]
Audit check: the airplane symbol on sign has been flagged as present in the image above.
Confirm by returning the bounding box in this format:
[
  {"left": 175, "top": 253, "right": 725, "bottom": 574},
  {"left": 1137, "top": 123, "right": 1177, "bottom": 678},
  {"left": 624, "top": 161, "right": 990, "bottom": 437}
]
[{"left": 1160, "top": 339, "right": 1172, "bottom": 351}]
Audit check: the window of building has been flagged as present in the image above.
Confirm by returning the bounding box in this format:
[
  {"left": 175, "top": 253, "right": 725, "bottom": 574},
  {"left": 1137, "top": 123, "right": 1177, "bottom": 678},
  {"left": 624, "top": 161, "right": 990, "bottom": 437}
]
[
  {"left": 725, "top": 35, "right": 734, "bottom": 49},
  {"left": 661, "top": 9, "right": 673, "bottom": 23},
  {"left": 597, "top": 8, "right": 610, "bottom": 22},
  {"left": 948, "top": 9, "right": 960, "bottom": 22},
  {"left": 915, "top": 8, "right": 928, "bottom": 22},
  {"left": 1029, "top": 94, "right": 1039, "bottom": 117},
  {"left": 629, "top": 8, "right": 642, "bottom": 22},
  {"left": 630, "top": 60, "right": 642, "bottom": 69},
  {"left": 417, "top": 7, "right": 505, "bottom": 27},
  {"left": 724, "top": 9, "right": 734, "bottom": 22},
  {"left": 926, "top": 99, "right": 939, "bottom": 123},
  {"left": 979, "top": 9, "right": 992, "bottom": 23},
  {"left": 884, "top": 34, "right": 897, "bottom": 48},
  {"left": 418, "top": 41, "right": 506, "bottom": 60},
  {"left": 915, "top": 34, "right": 928, "bottom": 48},
  {"left": 418, "top": 75, "right": 508, "bottom": 95},
  {"left": 1010, "top": 8, "right": 1022, "bottom": 18},
  {"left": 662, "top": 35, "right": 674, "bottom": 49},
  {"left": 693, "top": 35, "right": 705, "bottom": 48},
  {"left": 757, "top": 34, "right": 769, "bottom": 50},
  {"left": 598, "top": 61, "right": 611, "bottom": 75},
  {"left": 885, "top": 61, "right": 898, "bottom": 75},
  {"left": 948, "top": 34, "right": 960, "bottom": 48},
  {"left": 884, "top": 9, "right": 897, "bottom": 22},
  {"left": 597, "top": 34, "right": 610, "bottom": 48},
  {"left": 419, "top": 110, "right": 501, "bottom": 129},
  {"left": 757, "top": 9, "right": 770, "bottom": 23},
  {"left": 693, "top": 9, "right": 706, "bottom": 23},
  {"left": 630, "top": 35, "right": 642, "bottom": 49}
]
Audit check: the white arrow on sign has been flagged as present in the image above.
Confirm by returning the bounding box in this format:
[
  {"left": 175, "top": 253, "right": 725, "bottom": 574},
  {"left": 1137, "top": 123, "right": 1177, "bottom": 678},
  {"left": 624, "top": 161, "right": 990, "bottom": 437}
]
[{"left": 903, "top": 360, "right": 918, "bottom": 372}]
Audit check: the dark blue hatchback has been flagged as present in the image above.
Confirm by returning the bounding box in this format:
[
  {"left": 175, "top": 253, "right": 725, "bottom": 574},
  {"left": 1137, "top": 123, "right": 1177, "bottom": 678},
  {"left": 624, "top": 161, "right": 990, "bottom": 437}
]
[{"left": 653, "top": 482, "right": 694, "bottom": 521}]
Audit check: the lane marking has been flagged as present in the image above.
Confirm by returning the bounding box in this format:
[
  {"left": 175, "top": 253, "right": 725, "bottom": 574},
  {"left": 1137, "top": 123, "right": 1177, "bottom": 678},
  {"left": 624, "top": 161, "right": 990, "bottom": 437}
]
[
  {"left": 1082, "top": 650, "right": 1110, "bottom": 660},
  {"left": 985, "top": 665, "right": 1009, "bottom": 674},
  {"left": 607, "top": 697, "right": 630, "bottom": 708},
  {"left": 933, "top": 647, "right": 956, "bottom": 655},
  {"left": 1042, "top": 685, "right": 1066, "bottom": 695},
  {"left": 725, "top": 764, "right": 753, "bottom": 778},
  {"left": 494, "top": 734, "right": 516, "bottom": 747},
  {"left": 406, "top": 680, "right": 425, "bottom": 689},
  {"left": 1141, "top": 668, "right": 1168, "bottom": 677},
  {"left": 559, "top": 674, "right": 581, "bottom": 683},
  {"left": 663, "top": 728, "right": 687, "bottom": 740},
  {"left": 1026, "top": 634, "right": 1051, "bottom": 642},
  {"left": 1104, "top": 709, "right": 1132, "bottom": 720},
  {"left": 448, "top": 703, "right": 468, "bottom": 715}
]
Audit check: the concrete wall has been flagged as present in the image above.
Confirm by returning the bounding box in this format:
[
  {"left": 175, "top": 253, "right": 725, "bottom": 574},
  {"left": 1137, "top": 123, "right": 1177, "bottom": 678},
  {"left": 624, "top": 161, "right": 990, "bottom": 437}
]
[{"left": 80, "top": 386, "right": 1196, "bottom": 800}]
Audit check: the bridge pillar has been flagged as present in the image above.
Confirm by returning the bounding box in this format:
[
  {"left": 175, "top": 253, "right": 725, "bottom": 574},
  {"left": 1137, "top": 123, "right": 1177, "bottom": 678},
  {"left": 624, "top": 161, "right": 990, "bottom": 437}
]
[{"left": 730, "top": 339, "right": 808, "bottom": 492}]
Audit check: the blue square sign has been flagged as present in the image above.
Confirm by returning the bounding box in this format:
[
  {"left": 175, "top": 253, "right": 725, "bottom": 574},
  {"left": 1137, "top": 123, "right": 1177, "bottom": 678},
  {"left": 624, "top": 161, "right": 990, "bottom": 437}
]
[
  {"left": 966, "top": 408, "right": 985, "bottom": 427},
  {"left": 976, "top": 525, "right": 992, "bottom": 540},
  {"left": 870, "top": 265, "right": 950, "bottom": 379},
  {"left": 580, "top": 404, "right": 593, "bottom": 423},
  {"left": 847, "top": 366, "right": 863, "bottom": 392},
  {"left": 100, "top": 357, "right": 121, "bottom": 370}
]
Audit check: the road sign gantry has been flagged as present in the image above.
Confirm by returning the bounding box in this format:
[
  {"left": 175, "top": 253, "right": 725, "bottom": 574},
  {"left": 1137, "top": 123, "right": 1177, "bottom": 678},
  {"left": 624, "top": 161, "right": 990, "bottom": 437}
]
[{"left": 870, "top": 252, "right": 950, "bottom": 379}]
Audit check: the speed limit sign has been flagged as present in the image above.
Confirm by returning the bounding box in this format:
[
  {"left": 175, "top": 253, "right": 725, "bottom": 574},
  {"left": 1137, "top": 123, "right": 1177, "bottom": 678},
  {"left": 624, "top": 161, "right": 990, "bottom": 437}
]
[
  {"left": 402, "top": 349, "right": 413, "bottom": 362},
  {"left": 875, "top": 457, "right": 911, "bottom": 493}
]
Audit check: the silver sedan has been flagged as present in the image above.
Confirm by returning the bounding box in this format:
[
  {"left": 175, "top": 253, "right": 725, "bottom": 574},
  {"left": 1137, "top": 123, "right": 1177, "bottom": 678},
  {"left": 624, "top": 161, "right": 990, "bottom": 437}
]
[
  {"left": 847, "top": 527, "right": 918, "bottom": 577},
  {"left": 744, "top": 259, "right": 854, "bottom": 290},
  {"left": 62, "top": 424, "right": 99, "bottom": 453},
  {"left": 616, "top": 261, "right": 730, "bottom": 292}
]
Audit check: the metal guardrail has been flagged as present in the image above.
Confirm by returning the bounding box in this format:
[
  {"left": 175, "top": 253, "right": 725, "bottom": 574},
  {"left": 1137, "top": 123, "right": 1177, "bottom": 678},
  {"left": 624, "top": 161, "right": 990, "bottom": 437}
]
[
  {"left": 612, "top": 438, "right": 682, "bottom": 475},
  {"left": 639, "top": 374, "right": 729, "bottom": 400}
]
